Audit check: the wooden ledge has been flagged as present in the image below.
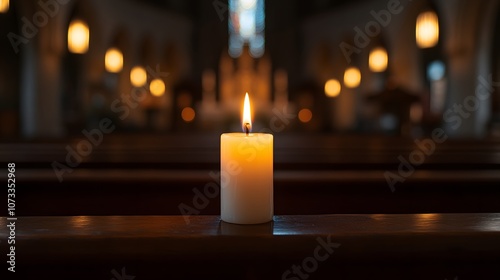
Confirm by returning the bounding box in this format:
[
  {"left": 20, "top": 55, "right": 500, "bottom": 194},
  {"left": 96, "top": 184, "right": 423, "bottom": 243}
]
[
  {"left": 7, "top": 214, "right": 500, "bottom": 237},
  {"left": 2, "top": 214, "right": 500, "bottom": 262},
  {"left": 3, "top": 214, "right": 500, "bottom": 279}
]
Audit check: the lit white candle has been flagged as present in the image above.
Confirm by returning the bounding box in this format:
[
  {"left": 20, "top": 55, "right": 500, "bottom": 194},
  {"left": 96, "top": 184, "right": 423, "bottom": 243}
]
[{"left": 221, "top": 93, "right": 273, "bottom": 224}]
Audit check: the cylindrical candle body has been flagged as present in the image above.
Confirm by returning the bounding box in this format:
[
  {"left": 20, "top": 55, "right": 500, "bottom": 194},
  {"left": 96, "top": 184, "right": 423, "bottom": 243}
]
[{"left": 221, "top": 133, "right": 273, "bottom": 224}]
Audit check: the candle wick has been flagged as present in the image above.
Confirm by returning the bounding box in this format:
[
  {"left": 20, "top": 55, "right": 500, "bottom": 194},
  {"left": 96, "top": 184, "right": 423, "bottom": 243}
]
[{"left": 244, "top": 123, "right": 250, "bottom": 136}]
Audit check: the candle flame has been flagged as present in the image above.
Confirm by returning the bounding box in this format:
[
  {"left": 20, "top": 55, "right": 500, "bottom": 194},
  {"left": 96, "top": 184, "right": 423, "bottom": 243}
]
[{"left": 242, "top": 92, "right": 252, "bottom": 133}]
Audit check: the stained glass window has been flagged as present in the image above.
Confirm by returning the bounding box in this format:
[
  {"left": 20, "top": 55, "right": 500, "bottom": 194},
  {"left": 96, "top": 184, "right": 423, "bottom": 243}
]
[{"left": 228, "top": 0, "right": 265, "bottom": 58}]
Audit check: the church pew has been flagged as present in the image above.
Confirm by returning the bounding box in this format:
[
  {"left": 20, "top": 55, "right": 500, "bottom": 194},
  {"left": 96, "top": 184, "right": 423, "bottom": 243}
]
[
  {"left": 2, "top": 135, "right": 500, "bottom": 215},
  {"left": 12, "top": 168, "right": 500, "bottom": 216}
]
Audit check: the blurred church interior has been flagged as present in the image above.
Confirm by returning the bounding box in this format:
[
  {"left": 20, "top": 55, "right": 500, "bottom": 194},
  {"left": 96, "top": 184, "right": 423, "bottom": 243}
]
[
  {"left": 1, "top": 0, "right": 500, "bottom": 279},
  {"left": 1, "top": 0, "right": 499, "bottom": 138}
]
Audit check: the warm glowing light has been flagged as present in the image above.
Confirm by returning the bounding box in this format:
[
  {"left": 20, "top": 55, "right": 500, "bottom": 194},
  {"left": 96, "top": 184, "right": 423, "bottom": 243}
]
[
  {"left": 417, "top": 213, "right": 437, "bottom": 219},
  {"left": 105, "top": 48, "right": 123, "bottom": 73},
  {"left": 130, "top": 66, "right": 147, "bottom": 87},
  {"left": 298, "top": 108, "right": 312, "bottom": 123},
  {"left": 0, "top": 0, "right": 9, "bottom": 13},
  {"left": 242, "top": 92, "right": 252, "bottom": 132},
  {"left": 181, "top": 107, "right": 196, "bottom": 122},
  {"left": 344, "top": 67, "right": 361, "bottom": 88},
  {"left": 324, "top": 79, "right": 341, "bottom": 98},
  {"left": 369, "top": 47, "right": 388, "bottom": 72},
  {"left": 70, "top": 216, "right": 91, "bottom": 229},
  {"left": 416, "top": 11, "right": 439, "bottom": 48},
  {"left": 150, "top": 79, "right": 165, "bottom": 97},
  {"left": 67, "top": 19, "right": 89, "bottom": 54},
  {"left": 415, "top": 213, "right": 439, "bottom": 229}
]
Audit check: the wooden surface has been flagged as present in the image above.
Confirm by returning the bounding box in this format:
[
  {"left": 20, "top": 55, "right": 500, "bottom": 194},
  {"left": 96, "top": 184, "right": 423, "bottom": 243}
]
[
  {"left": 2, "top": 135, "right": 500, "bottom": 278},
  {"left": 8, "top": 213, "right": 500, "bottom": 237},
  {"left": 2, "top": 214, "right": 500, "bottom": 279},
  {"left": 4, "top": 214, "right": 500, "bottom": 259}
]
